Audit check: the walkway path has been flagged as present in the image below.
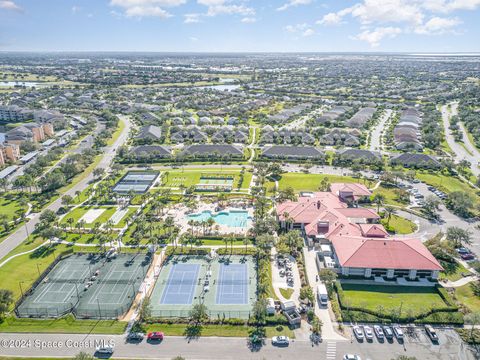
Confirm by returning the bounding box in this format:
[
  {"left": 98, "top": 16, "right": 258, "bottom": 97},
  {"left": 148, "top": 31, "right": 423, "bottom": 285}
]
[{"left": 0, "top": 115, "right": 132, "bottom": 262}]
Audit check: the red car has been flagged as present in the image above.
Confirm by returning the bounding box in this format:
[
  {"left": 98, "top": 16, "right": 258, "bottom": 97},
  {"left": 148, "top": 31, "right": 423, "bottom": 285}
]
[{"left": 147, "top": 332, "right": 164, "bottom": 341}]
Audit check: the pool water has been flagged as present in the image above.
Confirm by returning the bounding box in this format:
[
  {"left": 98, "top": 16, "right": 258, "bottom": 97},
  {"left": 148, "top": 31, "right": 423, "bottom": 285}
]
[{"left": 187, "top": 210, "right": 251, "bottom": 228}]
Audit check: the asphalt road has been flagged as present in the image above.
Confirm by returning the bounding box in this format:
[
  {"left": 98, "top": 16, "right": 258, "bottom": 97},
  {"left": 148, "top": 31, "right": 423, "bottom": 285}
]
[
  {"left": 0, "top": 116, "right": 131, "bottom": 262},
  {"left": 0, "top": 328, "right": 475, "bottom": 360},
  {"left": 441, "top": 103, "right": 479, "bottom": 177},
  {"left": 369, "top": 109, "right": 393, "bottom": 153}
]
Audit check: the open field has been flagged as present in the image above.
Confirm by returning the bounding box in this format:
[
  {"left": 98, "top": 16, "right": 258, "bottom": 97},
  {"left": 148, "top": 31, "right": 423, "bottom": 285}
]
[
  {"left": 340, "top": 284, "right": 449, "bottom": 317},
  {"left": 163, "top": 168, "right": 252, "bottom": 190},
  {"left": 416, "top": 172, "right": 478, "bottom": 196},
  {"left": 277, "top": 173, "right": 374, "bottom": 192},
  {"left": 0, "top": 197, "right": 25, "bottom": 219}
]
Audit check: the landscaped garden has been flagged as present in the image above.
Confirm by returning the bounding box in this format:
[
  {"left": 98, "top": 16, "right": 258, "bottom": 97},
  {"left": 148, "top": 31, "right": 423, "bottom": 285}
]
[{"left": 381, "top": 214, "right": 417, "bottom": 234}]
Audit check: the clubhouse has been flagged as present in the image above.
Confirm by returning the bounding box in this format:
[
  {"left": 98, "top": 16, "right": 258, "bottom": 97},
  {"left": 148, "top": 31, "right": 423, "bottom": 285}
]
[{"left": 277, "top": 183, "right": 443, "bottom": 282}]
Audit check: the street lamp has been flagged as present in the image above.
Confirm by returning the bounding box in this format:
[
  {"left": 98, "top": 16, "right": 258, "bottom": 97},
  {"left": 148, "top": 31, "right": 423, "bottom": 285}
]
[
  {"left": 36, "top": 263, "right": 41, "bottom": 277},
  {"left": 96, "top": 298, "right": 101, "bottom": 318},
  {"left": 19, "top": 281, "right": 25, "bottom": 297}
]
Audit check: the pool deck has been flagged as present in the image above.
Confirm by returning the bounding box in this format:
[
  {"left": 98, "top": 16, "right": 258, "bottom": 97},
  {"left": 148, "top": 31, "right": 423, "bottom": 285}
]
[{"left": 174, "top": 203, "right": 254, "bottom": 236}]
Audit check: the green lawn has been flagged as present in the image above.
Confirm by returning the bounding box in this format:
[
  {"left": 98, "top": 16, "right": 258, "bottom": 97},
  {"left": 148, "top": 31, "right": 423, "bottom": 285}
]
[
  {"left": 107, "top": 116, "right": 125, "bottom": 146},
  {"left": 439, "top": 262, "right": 471, "bottom": 282},
  {"left": 340, "top": 284, "right": 449, "bottom": 317},
  {"left": 279, "top": 288, "right": 294, "bottom": 300},
  {"left": 381, "top": 214, "right": 417, "bottom": 234},
  {"left": 371, "top": 185, "right": 409, "bottom": 207},
  {"left": 59, "top": 232, "right": 117, "bottom": 245},
  {"left": 277, "top": 173, "right": 374, "bottom": 192},
  {"left": 143, "top": 323, "right": 294, "bottom": 338},
  {"left": 416, "top": 172, "right": 477, "bottom": 195},
  {"left": 0, "top": 315, "right": 126, "bottom": 334},
  {"left": 0, "top": 197, "right": 25, "bottom": 219},
  {"left": 61, "top": 206, "right": 117, "bottom": 228},
  {"left": 454, "top": 283, "right": 480, "bottom": 312},
  {"left": 163, "top": 168, "right": 252, "bottom": 190},
  {"left": 113, "top": 207, "right": 137, "bottom": 228}
]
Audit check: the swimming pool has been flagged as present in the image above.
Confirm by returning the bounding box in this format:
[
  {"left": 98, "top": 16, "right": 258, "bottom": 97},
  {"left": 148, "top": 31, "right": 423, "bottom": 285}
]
[{"left": 187, "top": 210, "right": 251, "bottom": 228}]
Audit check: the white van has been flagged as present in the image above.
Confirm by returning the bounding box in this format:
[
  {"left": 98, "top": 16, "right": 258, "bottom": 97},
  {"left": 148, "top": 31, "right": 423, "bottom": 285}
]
[{"left": 316, "top": 283, "right": 328, "bottom": 307}]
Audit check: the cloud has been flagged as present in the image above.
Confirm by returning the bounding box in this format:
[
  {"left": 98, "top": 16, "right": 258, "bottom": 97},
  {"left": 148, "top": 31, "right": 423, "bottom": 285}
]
[
  {"left": 277, "top": 0, "right": 312, "bottom": 11},
  {"left": 197, "top": 0, "right": 255, "bottom": 17},
  {"left": 286, "top": 23, "right": 315, "bottom": 37},
  {"left": 0, "top": 0, "right": 22, "bottom": 12},
  {"left": 184, "top": 13, "right": 201, "bottom": 23},
  {"left": 354, "top": 26, "right": 402, "bottom": 47},
  {"left": 317, "top": 0, "right": 474, "bottom": 46},
  {"left": 414, "top": 16, "right": 462, "bottom": 34},
  {"left": 241, "top": 17, "right": 256, "bottom": 23},
  {"left": 189, "top": 36, "right": 198, "bottom": 41},
  {"left": 72, "top": 5, "right": 81, "bottom": 14},
  {"left": 110, "top": 0, "right": 185, "bottom": 18}
]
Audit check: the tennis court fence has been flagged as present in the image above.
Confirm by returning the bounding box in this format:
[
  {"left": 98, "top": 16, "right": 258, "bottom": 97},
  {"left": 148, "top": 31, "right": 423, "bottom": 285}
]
[
  {"left": 150, "top": 309, "right": 252, "bottom": 319},
  {"left": 73, "top": 306, "right": 130, "bottom": 320},
  {"left": 16, "top": 302, "right": 76, "bottom": 318}
]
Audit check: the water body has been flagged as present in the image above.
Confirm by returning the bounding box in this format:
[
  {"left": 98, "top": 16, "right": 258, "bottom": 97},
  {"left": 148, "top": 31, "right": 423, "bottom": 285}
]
[{"left": 187, "top": 209, "right": 251, "bottom": 228}]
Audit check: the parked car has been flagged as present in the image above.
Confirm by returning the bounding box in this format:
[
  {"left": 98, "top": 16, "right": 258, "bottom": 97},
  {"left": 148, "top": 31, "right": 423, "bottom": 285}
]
[
  {"left": 147, "top": 332, "right": 164, "bottom": 341},
  {"left": 363, "top": 325, "right": 374, "bottom": 340},
  {"left": 271, "top": 336, "right": 290, "bottom": 346},
  {"left": 425, "top": 325, "right": 439, "bottom": 343},
  {"left": 461, "top": 253, "right": 475, "bottom": 261},
  {"left": 343, "top": 355, "right": 362, "bottom": 360},
  {"left": 373, "top": 325, "right": 384, "bottom": 339},
  {"left": 95, "top": 346, "right": 114, "bottom": 355},
  {"left": 457, "top": 247, "right": 470, "bottom": 255},
  {"left": 383, "top": 326, "right": 394, "bottom": 340},
  {"left": 127, "top": 332, "right": 145, "bottom": 341},
  {"left": 393, "top": 326, "right": 404, "bottom": 340},
  {"left": 353, "top": 326, "right": 364, "bottom": 340}
]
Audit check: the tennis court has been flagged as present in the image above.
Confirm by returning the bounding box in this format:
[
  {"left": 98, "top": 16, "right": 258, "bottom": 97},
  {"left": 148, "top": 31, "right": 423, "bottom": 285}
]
[
  {"left": 160, "top": 263, "right": 200, "bottom": 305},
  {"left": 16, "top": 252, "right": 152, "bottom": 319},
  {"left": 150, "top": 255, "right": 256, "bottom": 319},
  {"left": 216, "top": 263, "right": 248, "bottom": 305},
  {"left": 113, "top": 170, "right": 159, "bottom": 194}
]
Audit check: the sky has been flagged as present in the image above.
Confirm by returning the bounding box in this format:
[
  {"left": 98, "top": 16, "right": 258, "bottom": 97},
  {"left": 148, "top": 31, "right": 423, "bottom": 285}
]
[{"left": 0, "top": 0, "right": 479, "bottom": 52}]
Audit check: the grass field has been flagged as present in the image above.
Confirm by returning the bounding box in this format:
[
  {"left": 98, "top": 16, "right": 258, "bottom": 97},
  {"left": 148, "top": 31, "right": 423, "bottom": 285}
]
[
  {"left": 416, "top": 172, "right": 477, "bottom": 196},
  {"left": 0, "top": 315, "right": 126, "bottom": 334},
  {"left": 454, "top": 283, "right": 480, "bottom": 313},
  {"left": 59, "top": 232, "right": 117, "bottom": 245},
  {"left": 0, "top": 197, "right": 25, "bottom": 219},
  {"left": 277, "top": 173, "right": 374, "bottom": 192},
  {"left": 381, "top": 214, "right": 417, "bottom": 234},
  {"left": 340, "top": 284, "right": 448, "bottom": 317},
  {"left": 143, "top": 323, "right": 294, "bottom": 338},
  {"left": 371, "top": 185, "right": 409, "bottom": 207},
  {"left": 163, "top": 168, "right": 252, "bottom": 190},
  {"left": 61, "top": 206, "right": 117, "bottom": 228},
  {"left": 279, "top": 288, "right": 294, "bottom": 300},
  {"left": 107, "top": 117, "right": 125, "bottom": 146},
  {"left": 112, "top": 207, "right": 137, "bottom": 228}
]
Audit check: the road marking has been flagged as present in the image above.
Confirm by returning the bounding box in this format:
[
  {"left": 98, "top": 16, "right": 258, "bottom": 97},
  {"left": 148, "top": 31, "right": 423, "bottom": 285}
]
[{"left": 326, "top": 341, "right": 336, "bottom": 360}]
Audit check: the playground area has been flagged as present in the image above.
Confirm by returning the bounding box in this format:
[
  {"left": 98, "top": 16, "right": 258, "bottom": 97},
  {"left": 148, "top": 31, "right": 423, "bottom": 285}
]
[
  {"left": 150, "top": 254, "right": 256, "bottom": 319},
  {"left": 16, "top": 252, "right": 152, "bottom": 319},
  {"left": 113, "top": 170, "right": 160, "bottom": 194}
]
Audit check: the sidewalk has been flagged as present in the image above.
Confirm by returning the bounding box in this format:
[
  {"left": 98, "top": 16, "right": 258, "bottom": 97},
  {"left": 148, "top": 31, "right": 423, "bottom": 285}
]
[{"left": 303, "top": 247, "right": 346, "bottom": 341}]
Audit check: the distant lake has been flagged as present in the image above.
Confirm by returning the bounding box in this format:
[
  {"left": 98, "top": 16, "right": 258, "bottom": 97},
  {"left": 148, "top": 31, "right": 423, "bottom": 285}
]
[
  {"left": 0, "top": 81, "right": 40, "bottom": 87},
  {"left": 0, "top": 133, "right": 5, "bottom": 144}
]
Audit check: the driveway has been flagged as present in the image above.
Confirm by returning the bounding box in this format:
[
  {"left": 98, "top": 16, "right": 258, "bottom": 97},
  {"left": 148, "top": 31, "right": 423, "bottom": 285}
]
[{"left": 270, "top": 249, "right": 301, "bottom": 304}]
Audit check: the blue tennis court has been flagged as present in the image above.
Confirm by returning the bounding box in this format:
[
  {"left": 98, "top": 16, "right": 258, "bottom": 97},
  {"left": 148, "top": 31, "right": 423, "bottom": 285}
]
[
  {"left": 160, "top": 263, "right": 200, "bottom": 305},
  {"left": 216, "top": 263, "right": 248, "bottom": 305}
]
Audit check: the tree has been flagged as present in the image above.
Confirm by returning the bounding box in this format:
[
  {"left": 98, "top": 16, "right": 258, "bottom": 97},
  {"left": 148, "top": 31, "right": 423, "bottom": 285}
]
[
  {"left": 139, "top": 298, "right": 152, "bottom": 321},
  {"left": 93, "top": 167, "right": 105, "bottom": 179},
  {"left": 383, "top": 205, "right": 397, "bottom": 226},
  {"left": 310, "top": 316, "right": 323, "bottom": 335},
  {"left": 372, "top": 193, "right": 385, "bottom": 213},
  {"left": 189, "top": 303, "right": 208, "bottom": 325},
  {"left": 464, "top": 312, "right": 480, "bottom": 341},
  {"left": 300, "top": 286, "right": 315, "bottom": 305},
  {"left": 423, "top": 195, "right": 440, "bottom": 219},
  {"left": 319, "top": 269, "right": 337, "bottom": 292},
  {"left": 0, "top": 289, "right": 13, "bottom": 318},
  {"left": 446, "top": 191, "right": 474, "bottom": 218},
  {"left": 319, "top": 177, "right": 330, "bottom": 192},
  {"left": 61, "top": 195, "right": 73, "bottom": 207},
  {"left": 277, "top": 186, "right": 297, "bottom": 202},
  {"left": 252, "top": 299, "right": 267, "bottom": 324},
  {"left": 446, "top": 226, "right": 472, "bottom": 247},
  {"left": 39, "top": 209, "right": 58, "bottom": 225},
  {"left": 0, "top": 214, "right": 10, "bottom": 232}
]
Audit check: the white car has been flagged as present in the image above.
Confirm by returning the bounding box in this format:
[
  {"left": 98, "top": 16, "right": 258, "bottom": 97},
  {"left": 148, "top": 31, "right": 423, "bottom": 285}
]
[
  {"left": 343, "top": 355, "right": 361, "bottom": 360},
  {"left": 373, "top": 325, "right": 384, "bottom": 339},
  {"left": 271, "top": 336, "right": 290, "bottom": 346},
  {"left": 353, "top": 326, "right": 364, "bottom": 340},
  {"left": 363, "top": 325, "right": 374, "bottom": 340},
  {"left": 95, "top": 346, "right": 114, "bottom": 355}
]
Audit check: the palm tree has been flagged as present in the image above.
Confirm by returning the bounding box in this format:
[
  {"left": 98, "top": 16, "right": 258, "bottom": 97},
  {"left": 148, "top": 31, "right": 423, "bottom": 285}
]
[
  {"left": 384, "top": 206, "right": 397, "bottom": 226},
  {"left": 373, "top": 194, "right": 385, "bottom": 213}
]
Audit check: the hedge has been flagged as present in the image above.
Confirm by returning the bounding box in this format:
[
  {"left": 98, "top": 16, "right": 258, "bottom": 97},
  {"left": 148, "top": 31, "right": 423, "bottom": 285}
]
[
  {"left": 165, "top": 246, "right": 211, "bottom": 257},
  {"left": 216, "top": 247, "right": 257, "bottom": 256}
]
